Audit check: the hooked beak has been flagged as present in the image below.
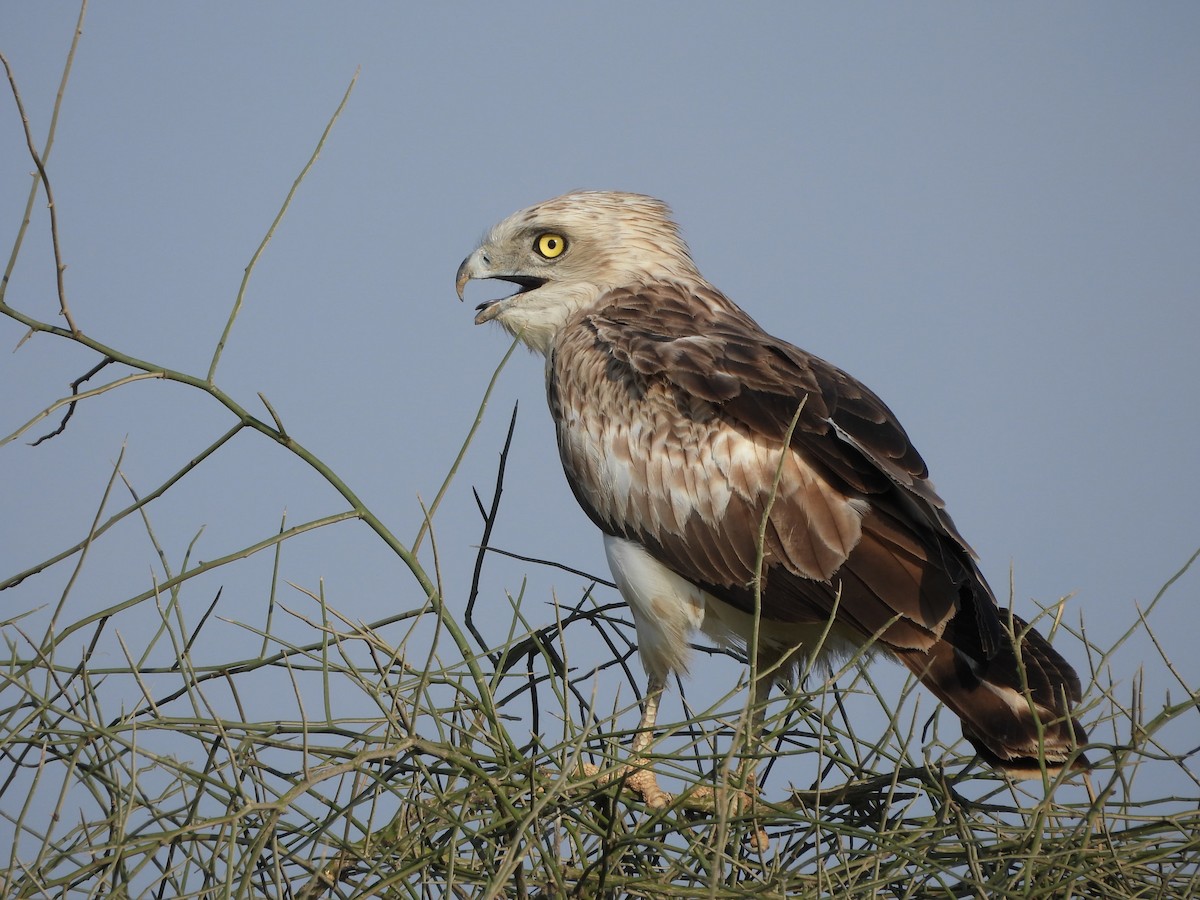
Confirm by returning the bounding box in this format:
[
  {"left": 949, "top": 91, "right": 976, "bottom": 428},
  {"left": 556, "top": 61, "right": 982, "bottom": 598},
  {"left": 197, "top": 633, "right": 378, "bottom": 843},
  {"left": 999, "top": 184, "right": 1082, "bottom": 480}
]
[{"left": 455, "top": 251, "right": 481, "bottom": 302}]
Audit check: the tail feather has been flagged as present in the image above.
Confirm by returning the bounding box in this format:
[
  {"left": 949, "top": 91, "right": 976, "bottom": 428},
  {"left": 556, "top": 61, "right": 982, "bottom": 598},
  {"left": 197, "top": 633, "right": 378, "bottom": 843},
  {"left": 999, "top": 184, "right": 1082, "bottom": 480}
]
[{"left": 896, "top": 610, "right": 1088, "bottom": 777}]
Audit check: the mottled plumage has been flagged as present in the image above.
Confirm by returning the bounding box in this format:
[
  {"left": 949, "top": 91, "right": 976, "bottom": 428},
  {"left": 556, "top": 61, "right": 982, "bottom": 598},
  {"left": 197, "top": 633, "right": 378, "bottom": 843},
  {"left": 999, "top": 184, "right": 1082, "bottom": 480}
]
[{"left": 457, "top": 191, "right": 1087, "bottom": 785}]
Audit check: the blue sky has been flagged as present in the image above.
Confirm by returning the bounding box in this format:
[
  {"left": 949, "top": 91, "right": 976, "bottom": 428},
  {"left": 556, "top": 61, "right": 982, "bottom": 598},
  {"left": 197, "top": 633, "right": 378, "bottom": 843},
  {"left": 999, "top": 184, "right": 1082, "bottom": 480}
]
[{"left": 3, "top": 3, "right": 1198, "bottom": 818}]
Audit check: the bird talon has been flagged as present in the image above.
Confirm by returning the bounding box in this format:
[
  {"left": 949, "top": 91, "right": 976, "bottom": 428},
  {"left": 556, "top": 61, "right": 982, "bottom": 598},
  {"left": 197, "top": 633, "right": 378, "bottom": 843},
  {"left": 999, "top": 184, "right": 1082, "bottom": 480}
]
[{"left": 624, "top": 767, "right": 672, "bottom": 809}]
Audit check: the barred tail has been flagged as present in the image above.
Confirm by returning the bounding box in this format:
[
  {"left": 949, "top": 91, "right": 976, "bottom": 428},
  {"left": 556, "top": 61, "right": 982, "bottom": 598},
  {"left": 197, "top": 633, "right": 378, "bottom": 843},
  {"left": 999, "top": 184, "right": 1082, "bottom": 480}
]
[{"left": 896, "top": 611, "right": 1088, "bottom": 777}]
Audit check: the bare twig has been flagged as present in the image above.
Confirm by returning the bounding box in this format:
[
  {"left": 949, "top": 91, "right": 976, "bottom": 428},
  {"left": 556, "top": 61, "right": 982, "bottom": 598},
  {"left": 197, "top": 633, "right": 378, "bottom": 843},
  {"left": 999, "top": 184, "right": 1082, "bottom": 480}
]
[
  {"left": 476, "top": 544, "right": 617, "bottom": 590},
  {"left": 1, "top": 423, "right": 244, "bottom": 591},
  {"left": 413, "top": 333, "right": 524, "bottom": 556},
  {"left": 465, "top": 402, "right": 520, "bottom": 659},
  {"left": 207, "top": 69, "right": 359, "bottom": 383},
  {"left": 29, "top": 357, "right": 115, "bottom": 445},
  {"left": 0, "top": 50, "right": 80, "bottom": 333}
]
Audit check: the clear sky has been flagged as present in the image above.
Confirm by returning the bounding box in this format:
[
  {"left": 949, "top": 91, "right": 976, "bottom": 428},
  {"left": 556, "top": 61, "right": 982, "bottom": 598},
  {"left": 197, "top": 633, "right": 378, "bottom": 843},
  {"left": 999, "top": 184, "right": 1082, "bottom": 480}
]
[{"left": 3, "top": 3, "right": 1198, "bottom": 812}]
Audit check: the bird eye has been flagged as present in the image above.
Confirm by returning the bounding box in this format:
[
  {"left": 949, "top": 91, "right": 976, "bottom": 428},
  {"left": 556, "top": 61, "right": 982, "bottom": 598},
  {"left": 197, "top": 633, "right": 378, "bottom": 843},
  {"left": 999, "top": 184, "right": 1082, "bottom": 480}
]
[{"left": 535, "top": 233, "right": 567, "bottom": 259}]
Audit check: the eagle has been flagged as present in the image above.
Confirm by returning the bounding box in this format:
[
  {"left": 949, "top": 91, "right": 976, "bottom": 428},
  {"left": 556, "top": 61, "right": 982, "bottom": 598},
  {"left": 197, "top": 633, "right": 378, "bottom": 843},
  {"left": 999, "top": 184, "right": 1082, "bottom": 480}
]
[{"left": 457, "top": 190, "right": 1087, "bottom": 804}]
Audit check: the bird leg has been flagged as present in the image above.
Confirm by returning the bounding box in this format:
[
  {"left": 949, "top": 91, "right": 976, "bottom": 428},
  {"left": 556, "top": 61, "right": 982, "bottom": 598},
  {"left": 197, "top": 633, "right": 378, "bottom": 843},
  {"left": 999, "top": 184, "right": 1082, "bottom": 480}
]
[
  {"left": 631, "top": 675, "right": 662, "bottom": 754},
  {"left": 621, "top": 673, "right": 672, "bottom": 808}
]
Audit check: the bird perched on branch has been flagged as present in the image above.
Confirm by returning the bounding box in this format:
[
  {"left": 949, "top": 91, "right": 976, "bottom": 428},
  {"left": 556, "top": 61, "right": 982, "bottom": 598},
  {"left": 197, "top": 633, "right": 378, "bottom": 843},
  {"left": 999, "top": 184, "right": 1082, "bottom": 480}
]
[{"left": 457, "top": 191, "right": 1087, "bottom": 805}]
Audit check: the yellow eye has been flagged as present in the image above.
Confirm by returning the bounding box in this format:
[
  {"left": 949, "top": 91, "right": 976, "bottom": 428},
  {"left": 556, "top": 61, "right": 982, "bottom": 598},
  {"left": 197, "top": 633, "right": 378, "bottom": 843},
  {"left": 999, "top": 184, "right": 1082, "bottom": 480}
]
[{"left": 535, "top": 233, "right": 567, "bottom": 259}]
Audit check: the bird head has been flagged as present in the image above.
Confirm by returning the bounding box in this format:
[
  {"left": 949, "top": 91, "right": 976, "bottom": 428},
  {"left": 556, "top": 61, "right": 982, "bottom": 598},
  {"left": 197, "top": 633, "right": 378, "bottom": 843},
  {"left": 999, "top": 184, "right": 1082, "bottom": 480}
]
[{"left": 456, "top": 190, "right": 700, "bottom": 354}]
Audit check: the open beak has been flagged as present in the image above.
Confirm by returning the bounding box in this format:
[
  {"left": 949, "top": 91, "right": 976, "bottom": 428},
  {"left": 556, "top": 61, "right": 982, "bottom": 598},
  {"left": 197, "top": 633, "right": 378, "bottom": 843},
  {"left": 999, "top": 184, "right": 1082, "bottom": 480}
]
[{"left": 456, "top": 249, "right": 546, "bottom": 325}]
